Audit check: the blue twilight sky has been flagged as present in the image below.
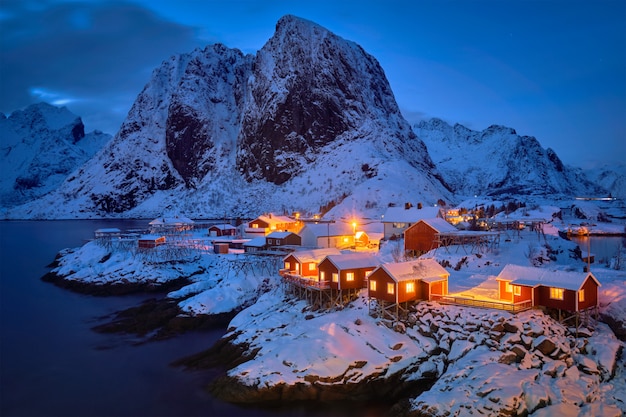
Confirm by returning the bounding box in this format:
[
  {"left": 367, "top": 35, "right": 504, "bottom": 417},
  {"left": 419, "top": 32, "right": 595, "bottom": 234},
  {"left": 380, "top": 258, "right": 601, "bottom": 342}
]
[{"left": 1, "top": 0, "right": 624, "bottom": 169}]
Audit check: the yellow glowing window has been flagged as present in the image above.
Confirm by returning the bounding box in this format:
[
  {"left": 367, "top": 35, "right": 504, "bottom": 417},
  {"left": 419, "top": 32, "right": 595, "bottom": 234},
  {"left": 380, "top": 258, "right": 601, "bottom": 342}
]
[
  {"left": 308, "top": 263, "right": 316, "bottom": 271},
  {"left": 369, "top": 280, "right": 377, "bottom": 291},
  {"left": 550, "top": 287, "right": 564, "bottom": 300},
  {"left": 343, "top": 237, "right": 349, "bottom": 243},
  {"left": 406, "top": 282, "right": 415, "bottom": 293},
  {"left": 513, "top": 285, "right": 521, "bottom": 296},
  {"left": 295, "top": 263, "right": 300, "bottom": 274},
  {"left": 284, "top": 261, "right": 291, "bottom": 270},
  {"left": 505, "top": 282, "right": 513, "bottom": 293},
  {"left": 252, "top": 224, "right": 259, "bottom": 228},
  {"left": 332, "top": 273, "right": 338, "bottom": 283},
  {"left": 579, "top": 289, "right": 585, "bottom": 302},
  {"left": 320, "top": 271, "right": 325, "bottom": 281},
  {"left": 346, "top": 272, "right": 355, "bottom": 282},
  {"left": 387, "top": 283, "right": 395, "bottom": 295}
]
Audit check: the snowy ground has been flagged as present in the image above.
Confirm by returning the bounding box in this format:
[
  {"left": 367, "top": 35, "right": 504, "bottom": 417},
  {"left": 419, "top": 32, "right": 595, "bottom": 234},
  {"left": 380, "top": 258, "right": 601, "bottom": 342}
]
[{"left": 49, "top": 209, "right": 626, "bottom": 416}]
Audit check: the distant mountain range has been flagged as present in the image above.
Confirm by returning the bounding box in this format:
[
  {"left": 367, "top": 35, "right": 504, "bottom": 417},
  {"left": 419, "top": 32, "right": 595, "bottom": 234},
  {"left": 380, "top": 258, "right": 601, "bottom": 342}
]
[
  {"left": 0, "top": 102, "right": 111, "bottom": 209},
  {"left": 1, "top": 15, "right": 622, "bottom": 220}
]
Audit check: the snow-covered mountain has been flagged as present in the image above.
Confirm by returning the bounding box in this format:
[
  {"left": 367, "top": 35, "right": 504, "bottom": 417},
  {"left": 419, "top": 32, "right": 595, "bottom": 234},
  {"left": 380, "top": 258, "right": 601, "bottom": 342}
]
[
  {"left": 584, "top": 163, "right": 626, "bottom": 199},
  {"left": 0, "top": 102, "right": 111, "bottom": 209},
  {"left": 412, "top": 118, "right": 605, "bottom": 198},
  {"left": 3, "top": 15, "right": 451, "bottom": 220}
]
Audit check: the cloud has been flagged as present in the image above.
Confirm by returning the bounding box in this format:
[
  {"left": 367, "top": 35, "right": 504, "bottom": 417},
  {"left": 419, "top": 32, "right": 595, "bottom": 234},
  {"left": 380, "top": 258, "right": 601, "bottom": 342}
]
[{"left": 0, "top": 0, "right": 205, "bottom": 133}]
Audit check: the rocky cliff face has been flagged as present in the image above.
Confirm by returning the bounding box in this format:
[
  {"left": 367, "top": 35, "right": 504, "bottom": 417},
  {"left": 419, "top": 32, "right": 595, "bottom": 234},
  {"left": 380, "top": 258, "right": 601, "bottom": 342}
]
[
  {"left": 0, "top": 102, "right": 110, "bottom": 208},
  {"left": 413, "top": 118, "right": 604, "bottom": 197},
  {"left": 4, "top": 15, "right": 450, "bottom": 219}
]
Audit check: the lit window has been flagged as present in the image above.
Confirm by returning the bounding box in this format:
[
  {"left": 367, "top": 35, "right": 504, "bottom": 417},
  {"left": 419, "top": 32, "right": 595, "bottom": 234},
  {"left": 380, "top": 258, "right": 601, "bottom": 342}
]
[
  {"left": 252, "top": 224, "right": 259, "bottom": 229},
  {"left": 320, "top": 271, "right": 325, "bottom": 281},
  {"left": 393, "top": 223, "right": 406, "bottom": 228},
  {"left": 332, "top": 273, "right": 338, "bottom": 283},
  {"left": 343, "top": 237, "right": 349, "bottom": 243},
  {"left": 513, "top": 285, "right": 521, "bottom": 296},
  {"left": 370, "top": 280, "right": 377, "bottom": 291},
  {"left": 505, "top": 282, "right": 513, "bottom": 293},
  {"left": 550, "top": 287, "right": 564, "bottom": 300},
  {"left": 579, "top": 289, "right": 585, "bottom": 302},
  {"left": 406, "top": 282, "right": 415, "bottom": 293},
  {"left": 285, "top": 261, "right": 290, "bottom": 270},
  {"left": 346, "top": 272, "right": 355, "bottom": 282},
  {"left": 308, "top": 263, "right": 316, "bottom": 271},
  {"left": 387, "top": 283, "right": 395, "bottom": 295},
  {"left": 295, "top": 263, "right": 300, "bottom": 274}
]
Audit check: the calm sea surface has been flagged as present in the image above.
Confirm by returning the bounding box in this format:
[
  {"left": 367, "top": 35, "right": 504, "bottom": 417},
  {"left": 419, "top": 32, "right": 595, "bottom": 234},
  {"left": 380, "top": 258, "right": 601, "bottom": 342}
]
[{"left": 0, "top": 220, "right": 385, "bottom": 417}]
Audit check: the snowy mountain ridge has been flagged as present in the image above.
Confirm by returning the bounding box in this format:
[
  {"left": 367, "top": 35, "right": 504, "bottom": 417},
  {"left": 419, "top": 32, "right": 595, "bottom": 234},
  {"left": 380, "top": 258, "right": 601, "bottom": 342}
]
[
  {"left": 0, "top": 102, "right": 111, "bottom": 208},
  {"left": 1, "top": 16, "right": 619, "bottom": 220},
  {"left": 413, "top": 118, "right": 607, "bottom": 198}
]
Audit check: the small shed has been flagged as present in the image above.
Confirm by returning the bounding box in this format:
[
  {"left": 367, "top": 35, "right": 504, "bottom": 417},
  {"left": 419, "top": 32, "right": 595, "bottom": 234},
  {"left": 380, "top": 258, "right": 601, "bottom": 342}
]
[
  {"left": 138, "top": 234, "right": 166, "bottom": 249},
  {"left": 266, "top": 231, "right": 301, "bottom": 248},
  {"left": 213, "top": 242, "right": 230, "bottom": 254},
  {"left": 368, "top": 258, "right": 449, "bottom": 321},
  {"left": 495, "top": 264, "right": 600, "bottom": 316},
  {"left": 208, "top": 224, "right": 237, "bottom": 237},
  {"left": 404, "top": 218, "right": 458, "bottom": 255}
]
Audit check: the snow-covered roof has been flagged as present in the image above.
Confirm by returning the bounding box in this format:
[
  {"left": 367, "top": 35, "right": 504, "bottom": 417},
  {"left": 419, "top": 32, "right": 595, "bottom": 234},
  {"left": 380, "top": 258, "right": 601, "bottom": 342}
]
[
  {"left": 254, "top": 213, "right": 296, "bottom": 226},
  {"left": 286, "top": 248, "right": 341, "bottom": 263},
  {"left": 323, "top": 253, "right": 380, "bottom": 270},
  {"left": 379, "top": 259, "right": 449, "bottom": 282},
  {"left": 415, "top": 218, "right": 458, "bottom": 233},
  {"left": 301, "top": 222, "right": 354, "bottom": 237},
  {"left": 496, "top": 264, "right": 600, "bottom": 291},
  {"left": 209, "top": 224, "right": 236, "bottom": 230},
  {"left": 243, "top": 237, "right": 266, "bottom": 247},
  {"left": 382, "top": 206, "right": 441, "bottom": 223},
  {"left": 266, "top": 231, "right": 296, "bottom": 239}
]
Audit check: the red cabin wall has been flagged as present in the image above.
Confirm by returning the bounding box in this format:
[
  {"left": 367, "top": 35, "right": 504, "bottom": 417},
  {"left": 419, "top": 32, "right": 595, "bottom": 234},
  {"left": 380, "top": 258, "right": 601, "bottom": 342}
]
[
  {"left": 367, "top": 269, "right": 396, "bottom": 303},
  {"left": 535, "top": 286, "right": 577, "bottom": 312},
  {"left": 404, "top": 221, "right": 437, "bottom": 253},
  {"left": 578, "top": 277, "right": 599, "bottom": 310}
]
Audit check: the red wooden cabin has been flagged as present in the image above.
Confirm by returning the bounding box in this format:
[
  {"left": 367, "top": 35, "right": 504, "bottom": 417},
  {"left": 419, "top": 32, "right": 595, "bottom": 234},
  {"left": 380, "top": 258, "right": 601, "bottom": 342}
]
[
  {"left": 404, "top": 218, "right": 457, "bottom": 255},
  {"left": 317, "top": 253, "right": 379, "bottom": 291},
  {"left": 496, "top": 264, "right": 600, "bottom": 313}
]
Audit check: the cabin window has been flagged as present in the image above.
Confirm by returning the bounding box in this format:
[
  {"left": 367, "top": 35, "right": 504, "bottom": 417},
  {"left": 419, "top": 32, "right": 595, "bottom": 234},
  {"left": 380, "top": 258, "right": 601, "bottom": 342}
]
[
  {"left": 505, "top": 282, "right": 513, "bottom": 293},
  {"left": 343, "top": 237, "right": 349, "bottom": 243},
  {"left": 284, "top": 261, "right": 291, "bottom": 270},
  {"left": 365, "top": 269, "right": 374, "bottom": 277},
  {"left": 308, "top": 263, "right": 316, "bottom": 271},
  {"left": 406, "top": 282, "right": 415, "bottom": 293},
  {"left": 387, "top": 283, "right": 395, "bottom": 295},
  {"left": 393, "top": 222, "right": 406, "bottom": 228},
  {"left": 579, "top": 289, "right": 585, "bottom": 302},
  {"left": 513, "top": 285, "right": 521, "bottom": 296},
  {"left": 267, "top": 239, "right": 273, "bottom": 245},
  {"left": 275, "top": 240, "right": 281, "bottom": 245},
  {"left": 550, "top": 287, "right": 564, "bottom": 300},
  {"left": 252, "top": 224, "right": 259, "bottom": 229},
  {"left": 332, "top": 273, "right": 339, "bottom": 283},
  {"left": 295, "top": 263, "right": 300, "bottom": 274},
  {"left": 346, "top": 272, "right": 355, "bottom": 282},
  {"left": 320, "top": 271, "right": 326, "bottom": 281},
  {"left": 369, "top": 280, "right": 377, "bottom": 291}
]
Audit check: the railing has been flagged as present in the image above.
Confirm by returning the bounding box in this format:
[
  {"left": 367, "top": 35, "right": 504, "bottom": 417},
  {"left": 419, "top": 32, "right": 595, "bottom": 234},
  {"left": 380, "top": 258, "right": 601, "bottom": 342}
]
[
  {"left": 281, "top": 272, "right": 331, "bottom": 290},
  {"left": 431, "top": 294, "right": 532, "bottom": 313}
]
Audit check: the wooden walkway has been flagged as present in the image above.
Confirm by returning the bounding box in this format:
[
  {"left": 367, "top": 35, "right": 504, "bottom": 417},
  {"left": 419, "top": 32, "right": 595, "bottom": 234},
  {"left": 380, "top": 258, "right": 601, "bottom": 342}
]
[{"left": 431, "top": 294, "right": 533, "bottom": 313}]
